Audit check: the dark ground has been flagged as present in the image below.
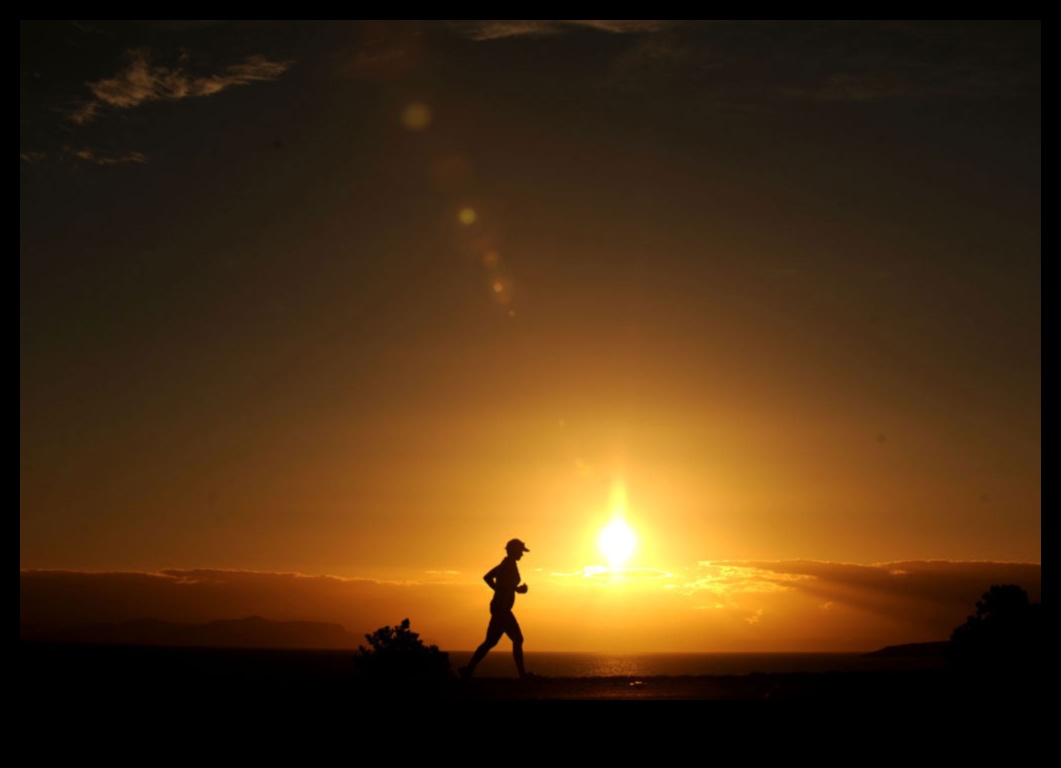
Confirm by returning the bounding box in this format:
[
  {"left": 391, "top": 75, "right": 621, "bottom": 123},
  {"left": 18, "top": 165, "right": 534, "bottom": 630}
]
[{"left": 19, "top": 641, "right": 1042, "bottom": 704}]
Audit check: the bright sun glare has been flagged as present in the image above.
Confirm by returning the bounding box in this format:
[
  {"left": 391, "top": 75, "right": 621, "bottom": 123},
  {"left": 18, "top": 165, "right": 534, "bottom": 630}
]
[{"left": 598, "top": 519, "right": 637, "bottom": 568}]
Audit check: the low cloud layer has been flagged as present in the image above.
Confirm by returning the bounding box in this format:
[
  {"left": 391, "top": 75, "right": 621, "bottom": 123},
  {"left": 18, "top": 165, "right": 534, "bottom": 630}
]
[
  {"left": 69, "top": 49, "right": 293, "bottom": 124},
  {"left": 20, "top": 569, "right": 469, "bottom": 635},
  {"left": 681, "top": 560, "right": 1041, "bottom": 646},
  {"left": 21, "top": 560, "right": 1039, "bottom": 652}
]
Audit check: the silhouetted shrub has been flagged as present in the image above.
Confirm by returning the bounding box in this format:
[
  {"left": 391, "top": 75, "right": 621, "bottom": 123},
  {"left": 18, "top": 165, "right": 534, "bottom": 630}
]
[
  {"left": 948, "top": 585, "right": 1042, "bottom": 670},
  {"left": 353, "top": 619, "right": 452, "bottom": 682}
]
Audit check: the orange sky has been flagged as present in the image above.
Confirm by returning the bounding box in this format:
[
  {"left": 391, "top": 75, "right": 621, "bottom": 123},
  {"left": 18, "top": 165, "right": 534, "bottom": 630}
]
[{"left": 20, "top": 22, "right": 1040, "bottom": 652}]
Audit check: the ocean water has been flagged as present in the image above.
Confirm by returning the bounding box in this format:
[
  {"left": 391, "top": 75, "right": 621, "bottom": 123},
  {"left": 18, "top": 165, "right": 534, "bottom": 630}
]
[
  {"left": 20, "top": 643, "right": 944, "bottom": 690},
  {"left": 446, "top": 651, "right": 938, "bottom": 678}
]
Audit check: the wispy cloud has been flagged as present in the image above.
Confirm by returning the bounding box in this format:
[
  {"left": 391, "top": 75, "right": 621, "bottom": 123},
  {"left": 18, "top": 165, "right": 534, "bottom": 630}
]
[
  {"left": 67, "top": 147, "right": 148, "bottom": 165},
  {"left": 20, "top": 151, "right": 47, "bottom": 164},
  {"left": 69, "top": 49, "right": 294, "bottom": 124},
  {"left": 605, "top": 21, "right": 1039, "bottom": 108},
  {"left": 67, "top": 101, "right": 101, "bottom": 125},
  {"left": 683, "top": 563, "right": 813, "bottom": 598},
  {"left": 67, "top": 20, "right": 103, "bottom": 35},
  {"left": 147, "top": 20, "right": 226, "bottom": 33},
  {"left": 455, "top": 20, "right": 668, "bottom": 41}
]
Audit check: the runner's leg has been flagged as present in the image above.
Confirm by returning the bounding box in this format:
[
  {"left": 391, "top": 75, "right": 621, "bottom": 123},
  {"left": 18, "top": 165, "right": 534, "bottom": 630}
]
[
  {"left": 463, "top": 613, "right": 505, "bottom": 677},
  {"left": 505, "top": 614, "right": 526, "bottom": 679}
]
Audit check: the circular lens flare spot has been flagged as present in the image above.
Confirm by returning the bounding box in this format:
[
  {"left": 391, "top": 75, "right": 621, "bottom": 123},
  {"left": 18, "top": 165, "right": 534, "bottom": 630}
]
[
  {"left": 401, "top": 103, "right": 432, "bottom": 131},
  {"left": 459, "top": 207, "right": 477, "bottom": 225},
  {"left": 598, "top": 519, "right": 636, "bottom": 568}
]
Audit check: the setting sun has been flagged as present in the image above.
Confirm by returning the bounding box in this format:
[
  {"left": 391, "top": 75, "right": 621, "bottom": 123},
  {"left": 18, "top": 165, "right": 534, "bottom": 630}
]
[{"left": 599, "top": 519, "right": 637, "bottom": 568}]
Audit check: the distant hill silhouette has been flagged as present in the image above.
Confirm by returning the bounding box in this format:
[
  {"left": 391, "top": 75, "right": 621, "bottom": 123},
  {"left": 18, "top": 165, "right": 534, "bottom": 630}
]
[
  {"left": 863, "top": 642, "right": 950, "bottom": 660},
  {"left": 26, "top": 616, "right": 361, "bottom": 650}
]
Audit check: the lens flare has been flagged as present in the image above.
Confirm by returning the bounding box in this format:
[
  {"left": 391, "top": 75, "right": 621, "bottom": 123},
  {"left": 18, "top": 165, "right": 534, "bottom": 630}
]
[{"left": 401, "top": 103, "right": 432, "bottom": 131}]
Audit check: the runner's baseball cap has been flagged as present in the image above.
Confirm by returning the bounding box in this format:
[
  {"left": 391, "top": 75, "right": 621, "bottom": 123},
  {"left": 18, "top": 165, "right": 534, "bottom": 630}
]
[{"left": 506, "top": 538, "right": 530, "bottom": 553}]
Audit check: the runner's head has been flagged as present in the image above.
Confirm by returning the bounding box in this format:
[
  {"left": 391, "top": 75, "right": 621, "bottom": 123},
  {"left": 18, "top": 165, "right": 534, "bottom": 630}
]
[{"left": 506, "top": 538, "right": 530, "bottom": 558}]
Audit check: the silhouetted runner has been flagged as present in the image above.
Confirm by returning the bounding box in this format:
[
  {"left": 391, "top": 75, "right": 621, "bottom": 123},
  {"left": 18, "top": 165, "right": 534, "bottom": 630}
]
[{"left": 460, "top": 539, "right": 530, "bottom": 679}]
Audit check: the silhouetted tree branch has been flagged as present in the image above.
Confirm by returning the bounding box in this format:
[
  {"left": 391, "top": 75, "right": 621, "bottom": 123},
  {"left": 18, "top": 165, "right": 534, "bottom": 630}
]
[{"left": 948, "top": 585, "right": 1042, "bottom": 671}]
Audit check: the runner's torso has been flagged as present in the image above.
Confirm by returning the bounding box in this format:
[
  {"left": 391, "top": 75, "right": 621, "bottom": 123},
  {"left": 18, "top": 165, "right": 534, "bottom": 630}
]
[{"left": 489, "top": 557, "right": 520, "bottom": 611}]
